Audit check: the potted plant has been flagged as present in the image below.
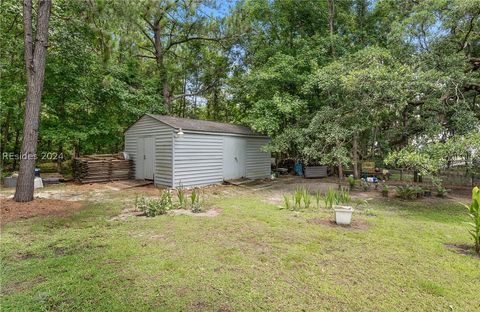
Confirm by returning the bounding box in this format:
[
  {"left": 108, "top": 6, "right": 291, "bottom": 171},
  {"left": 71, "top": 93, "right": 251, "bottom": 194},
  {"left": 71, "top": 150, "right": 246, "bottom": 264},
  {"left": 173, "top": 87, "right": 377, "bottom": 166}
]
[
  {"left": 334, "top": 205, "right": 354, "bottom": 225},
  {"left": 333, "top": 188, "right": 353, "bottom": 225}
]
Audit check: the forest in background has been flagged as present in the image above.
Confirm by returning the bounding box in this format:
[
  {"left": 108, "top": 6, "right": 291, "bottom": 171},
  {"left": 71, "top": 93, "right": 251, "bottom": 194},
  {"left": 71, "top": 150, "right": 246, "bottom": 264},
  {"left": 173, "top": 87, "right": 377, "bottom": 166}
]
[{"left": 1, "top": 0, "right": 479, "bottom": 176}]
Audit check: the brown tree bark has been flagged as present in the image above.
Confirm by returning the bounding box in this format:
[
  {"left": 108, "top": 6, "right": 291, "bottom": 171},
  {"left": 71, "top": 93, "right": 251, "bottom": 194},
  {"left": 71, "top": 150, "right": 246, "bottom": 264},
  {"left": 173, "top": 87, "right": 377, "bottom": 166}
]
[
  {"left": 352, "top": 131, "right": 360, "bottom": 179},
  {"left": 151, "top": 19, "right": 172, "bottom": 113},
  {"left": 327, "top": 0, "right": 335, "bottom": 56},
  {"left": 14, "top": 0, "right": 52, "bottom": 202}
]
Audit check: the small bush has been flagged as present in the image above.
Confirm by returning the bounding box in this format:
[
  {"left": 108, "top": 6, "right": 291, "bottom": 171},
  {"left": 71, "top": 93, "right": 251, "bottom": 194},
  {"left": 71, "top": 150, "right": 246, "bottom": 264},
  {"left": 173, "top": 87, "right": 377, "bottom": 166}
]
[
  {"left": 346, "top": 176, "right": 356, "bottom": 190},
  {"left": 360, "top": 180, "right": 371, "bottom": 191},
  {"left": 395, "top": 185, "right": 418, "bottom": 200},
  {"left": 136, "top": 192, "right": 172, "bottom": 217},
  {"left": 381, "top": 184, "right": 390, "bottom": 197},
  {"left": 436, "top": 186, "right": 448, "bottom": 198}
]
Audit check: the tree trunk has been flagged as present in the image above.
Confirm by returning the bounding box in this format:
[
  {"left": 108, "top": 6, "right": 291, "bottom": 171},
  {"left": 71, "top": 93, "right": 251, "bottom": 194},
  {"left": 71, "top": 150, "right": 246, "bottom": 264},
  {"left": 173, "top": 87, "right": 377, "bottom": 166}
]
[
  {"left": 14, "top": 0, "right": 52, "bottom": 202},
  {"left": 352, "top": 131, "right": 360, "bottom": 179},
  {"left": 327, "top": 0, "right": 335, "bottom": 56},
  {"left": 152, "top": 20, "right": 172, "bottom": 113},
  {"left": 56, "top": 144, "right": 63, "bottom": 173}
]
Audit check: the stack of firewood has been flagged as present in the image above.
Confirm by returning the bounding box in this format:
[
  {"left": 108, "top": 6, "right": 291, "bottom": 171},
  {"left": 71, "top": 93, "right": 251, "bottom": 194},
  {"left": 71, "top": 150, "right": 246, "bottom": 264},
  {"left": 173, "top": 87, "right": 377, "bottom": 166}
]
[{"left": 73, "top": 154, "right": 133, "bottom": 183}]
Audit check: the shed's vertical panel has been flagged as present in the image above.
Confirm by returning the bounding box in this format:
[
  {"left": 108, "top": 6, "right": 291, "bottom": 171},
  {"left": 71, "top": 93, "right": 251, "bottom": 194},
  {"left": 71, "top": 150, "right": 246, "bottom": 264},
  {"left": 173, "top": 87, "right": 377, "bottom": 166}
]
[
  {"left": 173, "top": 133, "right": 223, "bottom": 187},
  {"left": 124, "top": 115, "right": 173, "bottom": 186},
  {"left": 245, "top": 137, "right": 271, "bottom": 179}
]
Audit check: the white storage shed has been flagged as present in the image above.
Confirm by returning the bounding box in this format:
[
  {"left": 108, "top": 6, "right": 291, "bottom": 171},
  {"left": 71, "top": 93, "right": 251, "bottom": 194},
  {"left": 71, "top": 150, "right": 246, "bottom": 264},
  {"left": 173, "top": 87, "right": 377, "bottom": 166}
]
[{"left": 124, "top": 114, "right": 271, "bottom": 187}]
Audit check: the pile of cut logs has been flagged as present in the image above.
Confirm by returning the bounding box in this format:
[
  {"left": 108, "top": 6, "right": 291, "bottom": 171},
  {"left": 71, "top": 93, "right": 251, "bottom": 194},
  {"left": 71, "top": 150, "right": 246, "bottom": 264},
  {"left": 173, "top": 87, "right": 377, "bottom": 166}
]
[{"left": 73, "top": 154, "right": 133, "bottom": 183}]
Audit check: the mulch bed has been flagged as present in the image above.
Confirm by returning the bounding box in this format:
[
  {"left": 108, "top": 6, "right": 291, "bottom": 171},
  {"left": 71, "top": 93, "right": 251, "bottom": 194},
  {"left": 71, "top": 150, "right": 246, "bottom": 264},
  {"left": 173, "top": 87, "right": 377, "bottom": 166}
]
[{"left": 1, "top": 198, "right": 83, "bottom": 225}]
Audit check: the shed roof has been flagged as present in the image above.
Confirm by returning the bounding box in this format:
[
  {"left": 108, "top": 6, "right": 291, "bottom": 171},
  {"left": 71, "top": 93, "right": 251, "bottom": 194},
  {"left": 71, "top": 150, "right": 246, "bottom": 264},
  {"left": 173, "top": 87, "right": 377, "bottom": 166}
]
[{"left": 146, "top": 114, "right": 266, "bottom": 137}]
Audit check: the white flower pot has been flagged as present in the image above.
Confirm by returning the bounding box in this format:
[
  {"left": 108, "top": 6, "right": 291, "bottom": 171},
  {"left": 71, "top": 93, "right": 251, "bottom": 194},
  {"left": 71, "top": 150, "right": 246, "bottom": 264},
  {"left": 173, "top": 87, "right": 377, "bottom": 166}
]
[{"left": 334, "top": 205, "right": 353, "bottom": 225}]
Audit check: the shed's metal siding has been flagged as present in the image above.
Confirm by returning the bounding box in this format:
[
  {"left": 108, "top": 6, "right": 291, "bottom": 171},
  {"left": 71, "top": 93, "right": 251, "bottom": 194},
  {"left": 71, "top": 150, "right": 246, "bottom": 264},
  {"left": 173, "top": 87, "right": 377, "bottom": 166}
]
[
  {"left": 124, "top": 115, "right": 173, "bottom": 186},
  {"left": 245, "top": 137, "right": 271, "bottom": 179},
  {"left": 172, "top": 133, "right": 223, "bottom": 187}
]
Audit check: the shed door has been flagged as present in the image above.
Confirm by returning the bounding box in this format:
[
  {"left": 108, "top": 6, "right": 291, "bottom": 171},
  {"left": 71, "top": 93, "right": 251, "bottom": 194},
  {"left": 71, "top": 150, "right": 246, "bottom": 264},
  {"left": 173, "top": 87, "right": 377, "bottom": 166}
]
[
  {"left": 143, "top": 137, "right": 155, "bottom": 180},
  {"left": 222, "top": 137, "right": 246, "bottom": 180}
]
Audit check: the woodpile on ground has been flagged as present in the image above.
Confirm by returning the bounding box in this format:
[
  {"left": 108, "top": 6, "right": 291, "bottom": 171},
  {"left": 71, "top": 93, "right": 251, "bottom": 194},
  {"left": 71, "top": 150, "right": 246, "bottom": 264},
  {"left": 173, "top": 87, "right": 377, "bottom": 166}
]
[{"left": 73, "top": 154, "right": 134, "bottom": 183}]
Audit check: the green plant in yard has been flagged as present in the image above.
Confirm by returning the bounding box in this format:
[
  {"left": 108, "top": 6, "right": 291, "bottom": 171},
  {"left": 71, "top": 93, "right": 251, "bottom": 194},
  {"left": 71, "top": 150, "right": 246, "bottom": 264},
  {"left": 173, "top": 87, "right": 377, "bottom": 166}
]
[
  {"left": 324, "top": 188, "right": 337, "bottom": 209},
  {"left": 381, "top": 184, "right": 390, "bottom": 197},
  {"left": 190, "top": 189, "right": 202, "bottom": 213},
  {"left": 337, "top": 188, "right": 351, "bottom": 205},
  {"left": 159, "top": 191, "right": 173, "bottom": 212},
  {"left": 463, "top": 186, "right": 480, "bottom": 254},
  {"left": 176, "top": 183, "right": 187, "bottom": 209},
  {"left": 346, "top": 176, "right": 356, "bottom": 190},
  {"left": 395, "top": 185, "right": 418, "bottom": 200},
  {"left": 435, "top": 185, "right": 448, "bottom": 198},
  {"left": 315, "top": 190, "right": 323, "bottom": 209},
  {"left": 302, "top": 188, "right": 311, "bottom": 208},
  {"left": 135, "top": 194, "right": 148, "bottom": 211},
  {"left": 283, "top": 194, "right": 292, "bottom": 210},
  {"left": 137, "top": 192, "right": 172, "bottom": 217},
  {"left": 360, "top": 180, "right": 370, "bottom": 191},
  {"left": 294, "top": 188, "right": 303, "bottom": 209}
]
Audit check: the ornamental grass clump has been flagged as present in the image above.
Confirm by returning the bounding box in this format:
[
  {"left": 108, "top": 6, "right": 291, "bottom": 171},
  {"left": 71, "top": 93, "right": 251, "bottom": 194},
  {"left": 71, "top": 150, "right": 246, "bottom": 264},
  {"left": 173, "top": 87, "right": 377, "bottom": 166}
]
[
  {"left": 294, "top": 188, "right": 303, "bottom": 209},
  {"left": 303, "top": 188, "right": 311, "bottom": 208},
  {"left": 176, "top": 183, "right": 187, "bottom": 209},
  {"left": 283, "top": 193, "right": 293, "bottom": 210},
  {"left": 464, "top": 187, "right": 480, "bottom": 255},
  {"left": 190, "top": 188, "right": 203, "bottom": 213}
]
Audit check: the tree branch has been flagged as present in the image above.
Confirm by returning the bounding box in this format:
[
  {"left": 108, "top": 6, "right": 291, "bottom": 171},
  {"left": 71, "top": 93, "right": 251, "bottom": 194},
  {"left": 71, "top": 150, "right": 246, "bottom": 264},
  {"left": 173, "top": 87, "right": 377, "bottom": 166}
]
[{"left": 457, "top": 10, "right": 480, "bottom": 53}]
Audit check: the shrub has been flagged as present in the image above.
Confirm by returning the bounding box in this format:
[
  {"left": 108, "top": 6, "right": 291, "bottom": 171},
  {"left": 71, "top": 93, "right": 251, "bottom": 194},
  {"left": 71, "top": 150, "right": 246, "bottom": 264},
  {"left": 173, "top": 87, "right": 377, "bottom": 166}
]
[
  {"left": 464, "top": 187, "right": 480, "bottom": 254},
  {"left": 435, "top": 186, "right": 448, "bottom": 198},
  {"left": 136, "top": 192, "right": 172, "bottom": 217},
  {"left": 395, "top": 185, "right": 418, "bottom": 200},
  {"left": 190, "top": 189, "right": 202, "bottom": 213},
  {"left": 346, "top": 176, "right": 356, "bottom": 190},
  {"left": 381, "top": 184, "right": 390, "bottom": 197},
  {"left": 360, "top": 180, "right": 370, "bottom": 191},
  {"left": 135, "top": 194, "right": 148, "bottom": 211}
]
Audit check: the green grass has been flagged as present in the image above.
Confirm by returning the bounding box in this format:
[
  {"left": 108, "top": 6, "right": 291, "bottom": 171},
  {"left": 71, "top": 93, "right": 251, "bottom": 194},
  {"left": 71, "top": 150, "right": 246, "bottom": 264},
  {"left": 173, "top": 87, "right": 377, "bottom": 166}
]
[{"left": 1, "top": 191, "right": 479, "bottom": 311}]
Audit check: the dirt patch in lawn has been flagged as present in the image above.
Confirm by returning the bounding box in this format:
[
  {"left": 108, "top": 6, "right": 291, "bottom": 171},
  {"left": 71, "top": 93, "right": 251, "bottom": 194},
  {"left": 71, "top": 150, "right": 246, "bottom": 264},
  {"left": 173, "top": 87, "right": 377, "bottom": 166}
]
[
  {"left": 170, "top": 208, "right": 220, "bottom": 217},
  {"left": 444, "top": 243, "right": 480, "bottom": 258},
  {"left": 308, "top": 218, "right": 370, "bottom": 230},
  {"left": 0, "top": 198, "right": 83, "bottom": 225},
  {"left": 1, "top": 276, "right": 46, "bottom": 295}
]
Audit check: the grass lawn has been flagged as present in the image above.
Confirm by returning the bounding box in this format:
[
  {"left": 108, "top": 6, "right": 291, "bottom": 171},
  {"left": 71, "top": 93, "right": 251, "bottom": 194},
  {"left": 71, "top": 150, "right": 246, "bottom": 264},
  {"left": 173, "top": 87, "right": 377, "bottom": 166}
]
[{"left": 1, "top": 186, "right": 479, "bottom": 311}]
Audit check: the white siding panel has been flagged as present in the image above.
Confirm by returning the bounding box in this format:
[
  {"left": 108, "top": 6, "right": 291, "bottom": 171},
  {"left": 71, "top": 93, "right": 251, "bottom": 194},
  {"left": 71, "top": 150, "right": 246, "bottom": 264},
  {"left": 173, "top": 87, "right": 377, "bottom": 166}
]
[
  {"left": 245, "top": 138, "right": 271, "bottom": 179},
  {"left": 173, "top": 133, "right": 223, "bottom": 187},
  {"left": 124, "top": 115, "right": 173, "bottom": 187}
]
